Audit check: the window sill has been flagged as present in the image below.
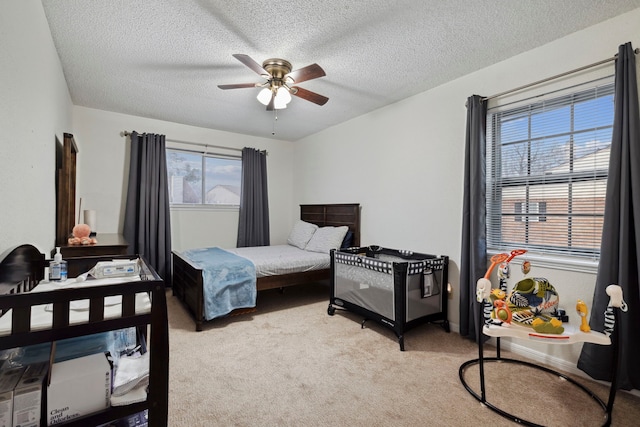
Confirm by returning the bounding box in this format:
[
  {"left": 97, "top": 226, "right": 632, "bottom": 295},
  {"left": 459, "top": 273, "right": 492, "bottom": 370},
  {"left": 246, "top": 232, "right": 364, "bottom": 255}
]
[
  {"left": 169, "top": 204, "right": 239, "bottom": 212},
  {"left": 488, "top": 250, "right": 598, "bottom": 274}
]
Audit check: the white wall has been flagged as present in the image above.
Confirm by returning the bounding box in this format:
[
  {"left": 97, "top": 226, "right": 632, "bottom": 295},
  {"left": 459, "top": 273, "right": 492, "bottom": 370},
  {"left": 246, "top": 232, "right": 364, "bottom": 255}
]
[
  {"left": 71, "top": 107, "right": 295, "bottom": 252},
  {"left": 294, "top": 8, "right": 640, "bottom": 372},
  {"left": 0, "top": 0, "right": 73, "bottom": 256}
]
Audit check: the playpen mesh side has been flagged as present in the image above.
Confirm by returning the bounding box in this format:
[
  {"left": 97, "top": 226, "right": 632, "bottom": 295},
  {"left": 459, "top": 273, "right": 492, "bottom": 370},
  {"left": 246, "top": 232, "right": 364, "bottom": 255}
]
[
  {"left": 334, "top": 261, "right": 396, "bottom": 319},
  {"left": 379, "top": 254, "right": 442, "bottom": 322},
  {"left": 333, "top": 251, "right": 444, "bottom": 322},
  {"left": 406, "top": 272, "right": 441, "bottom": 322}
]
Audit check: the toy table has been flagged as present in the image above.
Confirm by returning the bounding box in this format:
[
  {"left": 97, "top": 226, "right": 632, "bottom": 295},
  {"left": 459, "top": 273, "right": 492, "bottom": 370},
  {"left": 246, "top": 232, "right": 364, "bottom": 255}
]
[{"left": 459, "top": 287, "right": 623, "bottom": 426}]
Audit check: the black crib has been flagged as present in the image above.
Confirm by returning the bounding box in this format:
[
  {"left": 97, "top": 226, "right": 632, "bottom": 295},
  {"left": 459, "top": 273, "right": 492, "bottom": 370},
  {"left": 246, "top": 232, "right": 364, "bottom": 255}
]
[{"left": 328, "top": 246, "right": 449, "bottom": 350}]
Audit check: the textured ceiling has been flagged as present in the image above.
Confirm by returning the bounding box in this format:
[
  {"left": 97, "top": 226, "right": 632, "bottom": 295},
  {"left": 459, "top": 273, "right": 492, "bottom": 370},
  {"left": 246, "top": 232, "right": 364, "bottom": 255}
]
[{"left": 41, "top": 0, "right": 640, "bottom": 141}]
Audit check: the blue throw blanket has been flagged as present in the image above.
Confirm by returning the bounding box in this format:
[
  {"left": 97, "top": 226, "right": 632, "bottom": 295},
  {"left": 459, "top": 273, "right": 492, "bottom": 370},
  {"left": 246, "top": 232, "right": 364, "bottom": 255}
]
[{"left": 181, "top": 247, "right": 257, "bottom": 320}]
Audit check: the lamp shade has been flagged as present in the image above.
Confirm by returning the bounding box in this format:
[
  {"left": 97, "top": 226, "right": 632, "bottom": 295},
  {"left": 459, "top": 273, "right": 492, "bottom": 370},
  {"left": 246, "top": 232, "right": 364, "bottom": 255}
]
[
  {"left": 273, "top": 87, "right": 291, "bottom": 109},
  {"left": 277, "top": 87, "right": 291, "bottom": 104},
  {"left": 257, "top": 86, "right": 292, "bottom": 109},
  {"left": 257, "top": 88, "right": 272, "bottom": 106}
]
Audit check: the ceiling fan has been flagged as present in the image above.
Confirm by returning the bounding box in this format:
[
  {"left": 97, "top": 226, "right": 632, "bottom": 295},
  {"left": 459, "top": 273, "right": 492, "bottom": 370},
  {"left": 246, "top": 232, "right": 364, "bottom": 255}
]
[{"left": 218, "top": 54, "right": 329, "bottom": 110}]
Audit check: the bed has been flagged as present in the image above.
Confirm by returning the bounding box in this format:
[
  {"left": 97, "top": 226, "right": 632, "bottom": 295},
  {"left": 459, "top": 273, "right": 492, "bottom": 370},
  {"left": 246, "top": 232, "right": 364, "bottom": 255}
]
[{"left": 171, "top": 203, "right": 361, "bottom": 331}]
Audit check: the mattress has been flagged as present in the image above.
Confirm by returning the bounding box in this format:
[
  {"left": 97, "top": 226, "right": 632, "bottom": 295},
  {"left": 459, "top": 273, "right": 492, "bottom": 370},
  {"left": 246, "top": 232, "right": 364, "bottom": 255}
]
[{"left": 227, "top": 244, "right": 330, "bottom": 278}]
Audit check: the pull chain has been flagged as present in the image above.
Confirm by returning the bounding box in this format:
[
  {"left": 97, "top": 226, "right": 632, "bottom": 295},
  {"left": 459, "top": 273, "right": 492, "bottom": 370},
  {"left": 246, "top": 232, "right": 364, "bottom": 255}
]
[{"left": 271, "top": 109, "right": 278, "bottom": 136}]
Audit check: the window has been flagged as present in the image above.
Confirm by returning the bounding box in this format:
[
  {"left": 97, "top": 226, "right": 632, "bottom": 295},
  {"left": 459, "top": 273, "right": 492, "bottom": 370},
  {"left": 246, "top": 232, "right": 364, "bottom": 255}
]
[
  {"left": 166, "top": 149, "right": 242, "bottom": 206},
  {"left": 514, "top": 201, "right": 546, "bottom": 223},
  {"left": 486, "top": 80, "right": 614, "bottom": 260}
]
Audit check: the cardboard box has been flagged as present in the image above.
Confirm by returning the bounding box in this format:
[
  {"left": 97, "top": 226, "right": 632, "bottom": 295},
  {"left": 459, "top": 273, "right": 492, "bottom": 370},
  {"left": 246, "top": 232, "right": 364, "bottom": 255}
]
[
  {"left": 0, "top": 366, "right": 27, "bottom": 427},
  {"left": 13, "top": 362, "right": 48, "bottom": 427},
  {"left": 47, "top": 353, "right": 111, "bottom": 426}
]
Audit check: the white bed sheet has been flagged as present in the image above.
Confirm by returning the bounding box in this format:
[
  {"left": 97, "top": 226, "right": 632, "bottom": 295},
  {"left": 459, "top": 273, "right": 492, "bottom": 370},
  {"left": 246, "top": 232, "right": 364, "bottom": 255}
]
[
  {"left": 0, "top": 276, "right": 151, "bottom": 336},
  {"left": 227, "top": 245, "right": 330, "bottom": 278}
]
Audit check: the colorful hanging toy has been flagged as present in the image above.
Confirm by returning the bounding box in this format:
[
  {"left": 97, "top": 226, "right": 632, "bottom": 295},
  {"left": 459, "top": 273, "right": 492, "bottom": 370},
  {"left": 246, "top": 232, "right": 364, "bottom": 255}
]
[{"left": 477, "top": 250, "right": 527, "bottom": 327}]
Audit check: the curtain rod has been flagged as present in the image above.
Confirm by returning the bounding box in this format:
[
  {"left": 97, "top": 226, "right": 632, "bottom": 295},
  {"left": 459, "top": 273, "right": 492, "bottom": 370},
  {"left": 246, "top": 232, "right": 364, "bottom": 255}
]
[
  {"left": 121, "top": 131, "right": 249, "bottom": 154},
  {"left": 484, "top": 48, "right": 639, "bottom": 102}
]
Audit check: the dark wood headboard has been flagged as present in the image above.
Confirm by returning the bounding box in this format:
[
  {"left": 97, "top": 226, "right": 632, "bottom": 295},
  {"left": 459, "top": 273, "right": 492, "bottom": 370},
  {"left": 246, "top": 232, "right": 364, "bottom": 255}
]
[{"left": 300, "top": 203, "right": 361, "bottom": 247}]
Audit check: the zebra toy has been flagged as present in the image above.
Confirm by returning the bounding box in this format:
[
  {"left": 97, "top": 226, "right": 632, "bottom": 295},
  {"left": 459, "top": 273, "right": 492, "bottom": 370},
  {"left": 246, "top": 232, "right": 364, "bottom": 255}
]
[{"left": 603, "top": 284, "right": 627, "bottom": 337}]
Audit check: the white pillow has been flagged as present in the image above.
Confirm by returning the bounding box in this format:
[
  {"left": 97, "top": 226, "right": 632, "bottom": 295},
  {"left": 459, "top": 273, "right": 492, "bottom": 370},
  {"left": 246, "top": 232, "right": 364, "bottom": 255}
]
[
  {"left": 305, "top": 226, "right": 349, "bottom": 254},
  {"left": 287, "top": 220, "right": 318, "bottom": 249}
]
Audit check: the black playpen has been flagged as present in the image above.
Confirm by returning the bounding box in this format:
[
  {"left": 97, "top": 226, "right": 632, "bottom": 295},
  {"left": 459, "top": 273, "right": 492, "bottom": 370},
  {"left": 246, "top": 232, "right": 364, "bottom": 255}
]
[{"left": 328, "top": 246, "right": 449, "bottom": 350}]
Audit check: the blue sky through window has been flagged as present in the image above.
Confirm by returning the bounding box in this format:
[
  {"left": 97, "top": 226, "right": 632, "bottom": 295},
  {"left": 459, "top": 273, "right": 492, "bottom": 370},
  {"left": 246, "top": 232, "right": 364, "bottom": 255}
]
[{"left": 498, "top": 93, "right": 613, "bottom": 178}]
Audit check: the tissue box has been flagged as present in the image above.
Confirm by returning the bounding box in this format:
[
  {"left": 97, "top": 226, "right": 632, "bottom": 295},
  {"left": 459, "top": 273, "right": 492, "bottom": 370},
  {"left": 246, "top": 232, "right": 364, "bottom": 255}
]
[
  {"left": 13, "top": 362, "right": 48, "bottom": 427},
  {"left": 0, "top": 366, "right": 26, "bottom": 427},
  {"left": 47, "top": 353, "right": 111, "bottom": 426}
]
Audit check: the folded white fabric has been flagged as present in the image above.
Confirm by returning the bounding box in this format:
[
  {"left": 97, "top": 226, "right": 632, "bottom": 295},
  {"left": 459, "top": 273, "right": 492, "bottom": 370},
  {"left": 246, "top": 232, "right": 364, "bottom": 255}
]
[
  {"left": 111, "top": 383, "right": 148, "bottom": 406},
  {"left": 112, "top": 351, "right": 150, "bottom": 397}
]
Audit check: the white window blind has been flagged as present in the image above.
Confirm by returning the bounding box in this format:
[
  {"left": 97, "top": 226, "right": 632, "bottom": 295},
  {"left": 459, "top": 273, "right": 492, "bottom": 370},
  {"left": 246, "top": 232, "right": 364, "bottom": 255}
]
[{"left": 486, "top": 80, "right": 614, "bottom": 260}]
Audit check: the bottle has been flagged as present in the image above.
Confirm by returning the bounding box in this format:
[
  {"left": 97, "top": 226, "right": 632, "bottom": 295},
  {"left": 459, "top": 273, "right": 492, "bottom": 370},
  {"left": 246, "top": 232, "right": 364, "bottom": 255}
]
[{"left": 49, "top": 247, "right": 68, "bottom": 281}]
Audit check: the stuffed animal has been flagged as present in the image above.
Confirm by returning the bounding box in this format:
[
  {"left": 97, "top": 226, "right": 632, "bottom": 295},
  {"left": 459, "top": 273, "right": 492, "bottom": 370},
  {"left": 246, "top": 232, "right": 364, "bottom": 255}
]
[{"left": 68, "top": 223, "right": 98, "bottom": 245}]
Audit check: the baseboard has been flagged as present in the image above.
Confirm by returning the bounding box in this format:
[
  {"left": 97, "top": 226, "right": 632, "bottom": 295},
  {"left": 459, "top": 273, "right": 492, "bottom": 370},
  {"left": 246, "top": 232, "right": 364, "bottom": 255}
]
[
  {"left": 448, "top": 321, "right": 460, "bottom": 334},
  {"left": 499, "top": 338, "right": 582, "bottom": 375}
]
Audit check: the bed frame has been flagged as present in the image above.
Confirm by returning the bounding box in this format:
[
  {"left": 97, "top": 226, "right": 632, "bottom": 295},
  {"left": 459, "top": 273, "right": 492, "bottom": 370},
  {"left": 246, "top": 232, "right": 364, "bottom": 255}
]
[{"left": 172, "top": 203, "right": 361, "bottom": 331}]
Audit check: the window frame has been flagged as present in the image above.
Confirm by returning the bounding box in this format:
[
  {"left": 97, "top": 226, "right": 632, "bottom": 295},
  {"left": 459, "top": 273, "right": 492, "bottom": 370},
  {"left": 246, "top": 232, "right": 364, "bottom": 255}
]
[
  {"left": 485, "top": 80, "right": 614, "bottom": 269},
  {"left": 166, "top": 147, "right": 242, "bottom": 208}
]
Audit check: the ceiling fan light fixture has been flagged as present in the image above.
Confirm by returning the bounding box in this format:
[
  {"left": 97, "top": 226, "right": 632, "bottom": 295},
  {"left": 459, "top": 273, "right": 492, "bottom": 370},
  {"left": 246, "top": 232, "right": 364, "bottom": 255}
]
[
  {"left": 221, "top": 54, "right": 328, "bottom": 111},
  {"left": 257, "top": 87, "right": 272, "bottom": 106},
  {"left": 275, "top": 86, "right": 292, "bottom": 108}
]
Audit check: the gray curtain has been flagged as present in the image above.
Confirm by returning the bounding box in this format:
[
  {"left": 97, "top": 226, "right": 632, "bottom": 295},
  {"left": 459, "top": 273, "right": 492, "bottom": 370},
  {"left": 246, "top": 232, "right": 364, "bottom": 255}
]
[
  {"left": 237, "top": 147, "right": 270, "bottom": 247},
  {"left": 577, "top": 42, "right": 640, "bottom": 391},
  {"left": 459, "top": 95, "right": 488, "bottom": 342},
  {"left": 123, "top": 132, "right": 172, "bottom": 282}
]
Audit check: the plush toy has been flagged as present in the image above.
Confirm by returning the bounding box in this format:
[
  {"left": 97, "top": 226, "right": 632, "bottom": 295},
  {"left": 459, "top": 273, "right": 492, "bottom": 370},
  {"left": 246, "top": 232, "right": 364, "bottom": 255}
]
[{"left": 68, "top": 223, "right": 98, "bottom": 245}]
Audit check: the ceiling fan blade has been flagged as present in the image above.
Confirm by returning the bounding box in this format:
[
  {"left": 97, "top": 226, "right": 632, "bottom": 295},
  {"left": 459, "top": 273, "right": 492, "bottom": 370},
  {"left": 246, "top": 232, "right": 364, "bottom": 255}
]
[
  {"left": 286, "top": 64, "right": 325, "bottom": 84},
  {"left": 291, "top": 86, "right": 329, "bottom": 106},
  {"left": 217, "top": 83, "right": 258, "bottom": 90},
  {"left": 232, "top": 54, "right": 270, "bottom": 77}
]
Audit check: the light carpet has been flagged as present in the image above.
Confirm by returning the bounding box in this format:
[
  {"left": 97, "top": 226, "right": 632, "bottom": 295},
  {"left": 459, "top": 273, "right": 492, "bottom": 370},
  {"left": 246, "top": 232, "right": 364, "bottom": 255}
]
[{"left": 166, "top": 282, "right": 640, "bottom": 426}]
